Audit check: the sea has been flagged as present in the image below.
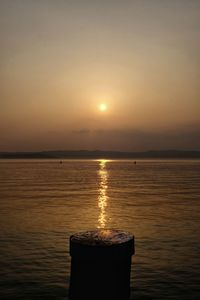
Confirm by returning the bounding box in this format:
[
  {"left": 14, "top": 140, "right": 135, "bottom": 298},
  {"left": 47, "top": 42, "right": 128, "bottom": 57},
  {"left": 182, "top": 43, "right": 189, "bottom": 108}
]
[{"left": 0, "top": 159, "right": 199, "bottom": 299}]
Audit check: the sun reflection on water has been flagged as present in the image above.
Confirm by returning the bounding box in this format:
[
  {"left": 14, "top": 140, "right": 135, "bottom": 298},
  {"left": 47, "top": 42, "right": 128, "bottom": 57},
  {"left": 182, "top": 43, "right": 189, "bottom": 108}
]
[{"left": 97, "top": 160, "right": 109, "bottom": 228}]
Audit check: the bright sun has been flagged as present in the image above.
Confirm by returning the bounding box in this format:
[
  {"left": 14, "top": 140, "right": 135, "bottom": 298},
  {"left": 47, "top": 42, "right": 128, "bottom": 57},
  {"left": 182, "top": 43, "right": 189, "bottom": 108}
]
[{"left": 99, "top": 104, "right": 107, "bottom": 111}]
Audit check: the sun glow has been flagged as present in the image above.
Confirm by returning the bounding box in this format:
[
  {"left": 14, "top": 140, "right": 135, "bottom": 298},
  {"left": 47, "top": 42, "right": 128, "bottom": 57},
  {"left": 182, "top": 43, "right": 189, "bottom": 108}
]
[{"left": 99, "top": 104, "right": 107, "bottom": 111}]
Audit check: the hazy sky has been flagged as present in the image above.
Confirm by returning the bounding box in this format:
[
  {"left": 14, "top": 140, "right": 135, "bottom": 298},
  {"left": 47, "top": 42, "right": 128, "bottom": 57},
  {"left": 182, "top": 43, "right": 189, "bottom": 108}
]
[{"left": 0, "top": 0, "right": 199, "bottom": 151}]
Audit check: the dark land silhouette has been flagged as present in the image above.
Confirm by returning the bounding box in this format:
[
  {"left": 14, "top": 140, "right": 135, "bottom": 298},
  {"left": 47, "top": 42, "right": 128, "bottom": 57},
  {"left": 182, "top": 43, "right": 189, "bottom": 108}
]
[{"left": 0, "top": 150, "right": 200, "bottom": 159}]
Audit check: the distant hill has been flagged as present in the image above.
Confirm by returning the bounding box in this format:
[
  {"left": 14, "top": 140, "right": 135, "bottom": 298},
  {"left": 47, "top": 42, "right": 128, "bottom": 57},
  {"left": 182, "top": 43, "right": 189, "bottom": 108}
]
[{"left": 0, "top": 150, "right": 200, "bottom": 159}]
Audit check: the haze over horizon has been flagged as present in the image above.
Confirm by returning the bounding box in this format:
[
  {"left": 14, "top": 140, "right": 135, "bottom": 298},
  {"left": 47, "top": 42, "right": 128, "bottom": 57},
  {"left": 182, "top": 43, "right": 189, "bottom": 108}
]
[{"left": 1, "top": 0, "right": 199, "bottom": 152}]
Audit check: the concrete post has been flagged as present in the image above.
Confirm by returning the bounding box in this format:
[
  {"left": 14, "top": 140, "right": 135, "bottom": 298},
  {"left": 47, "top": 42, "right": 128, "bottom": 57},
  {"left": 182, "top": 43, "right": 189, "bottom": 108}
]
[{"left": 69, "top": 229, "right": 135, "bottom": 300}]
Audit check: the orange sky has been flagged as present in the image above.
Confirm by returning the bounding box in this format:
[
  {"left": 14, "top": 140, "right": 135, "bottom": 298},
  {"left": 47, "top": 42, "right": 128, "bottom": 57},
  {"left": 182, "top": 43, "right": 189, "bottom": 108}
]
[{"left": 0, "top": 0, "right": 199, "bottom": 151}]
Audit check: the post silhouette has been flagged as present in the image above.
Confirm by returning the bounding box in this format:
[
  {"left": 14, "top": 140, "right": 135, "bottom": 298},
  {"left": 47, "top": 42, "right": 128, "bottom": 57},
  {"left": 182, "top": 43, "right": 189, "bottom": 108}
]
[{"left": 69, "top": 229, "right": 135, "bottom": 300}]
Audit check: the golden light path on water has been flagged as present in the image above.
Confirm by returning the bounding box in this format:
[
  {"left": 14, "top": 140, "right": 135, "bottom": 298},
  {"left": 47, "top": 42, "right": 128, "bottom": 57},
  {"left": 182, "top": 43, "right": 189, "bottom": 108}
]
[{"left": 97, "top": 160, "right": 109, "bottom": 228}]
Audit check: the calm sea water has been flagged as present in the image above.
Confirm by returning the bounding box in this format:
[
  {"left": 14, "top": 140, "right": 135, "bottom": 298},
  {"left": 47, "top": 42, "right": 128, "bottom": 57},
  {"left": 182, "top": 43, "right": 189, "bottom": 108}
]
[{"left": 0, "top": 159, "right": 200, "bottom": 299}]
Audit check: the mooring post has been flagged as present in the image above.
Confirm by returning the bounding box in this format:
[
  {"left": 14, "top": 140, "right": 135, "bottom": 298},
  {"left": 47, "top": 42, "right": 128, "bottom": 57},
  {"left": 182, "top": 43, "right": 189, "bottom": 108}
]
[{"left": 69, "top": 229, "right": 135, "bottom": 300}]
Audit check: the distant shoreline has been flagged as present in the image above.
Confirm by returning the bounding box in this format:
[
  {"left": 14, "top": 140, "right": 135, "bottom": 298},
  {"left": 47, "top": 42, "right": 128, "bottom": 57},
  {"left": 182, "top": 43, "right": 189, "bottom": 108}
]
[{"left": 0, "top": 150, "right": 200, "bottom": 159}]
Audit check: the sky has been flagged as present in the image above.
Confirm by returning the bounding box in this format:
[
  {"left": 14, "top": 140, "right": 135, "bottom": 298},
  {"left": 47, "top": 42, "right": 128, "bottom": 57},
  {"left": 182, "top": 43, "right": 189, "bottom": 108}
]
[{"left": 0, "top": 0, "right": 199, "bottom": 152}]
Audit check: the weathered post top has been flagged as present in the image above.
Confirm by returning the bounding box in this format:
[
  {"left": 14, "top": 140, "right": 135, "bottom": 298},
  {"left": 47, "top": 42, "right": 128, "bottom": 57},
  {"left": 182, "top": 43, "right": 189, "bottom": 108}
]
[{"left": 70, "top": 229, "right": 134, "bottom": 258}]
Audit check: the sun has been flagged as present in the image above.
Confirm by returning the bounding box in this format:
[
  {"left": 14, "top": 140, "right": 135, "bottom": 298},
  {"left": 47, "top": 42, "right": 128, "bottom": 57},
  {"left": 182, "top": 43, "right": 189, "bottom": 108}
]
[{"left": 99, "top": 104, "right": 107, "bottom": 111}]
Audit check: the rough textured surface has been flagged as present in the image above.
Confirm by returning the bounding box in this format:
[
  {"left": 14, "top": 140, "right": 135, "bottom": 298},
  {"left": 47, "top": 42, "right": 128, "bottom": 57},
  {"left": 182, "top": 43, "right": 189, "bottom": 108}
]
[{"left": 70, "top": 229, "right": 133, "bottom": 246}]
